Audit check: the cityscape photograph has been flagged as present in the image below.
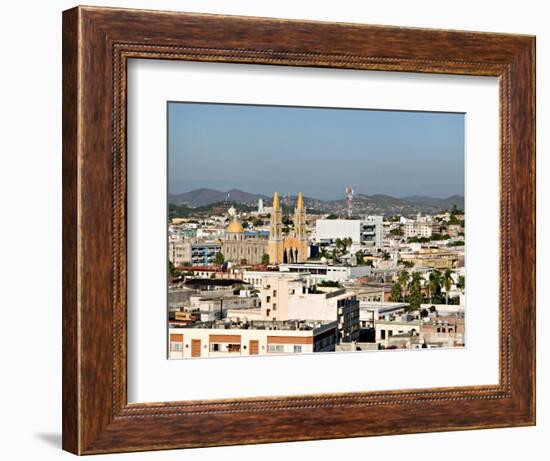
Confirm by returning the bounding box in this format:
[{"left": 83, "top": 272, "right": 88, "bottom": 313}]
[{"left": 167, "top": 102, "right": 465, "bottom": 359}]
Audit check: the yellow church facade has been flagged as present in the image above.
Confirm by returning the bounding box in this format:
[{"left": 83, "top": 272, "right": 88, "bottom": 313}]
[
  {"left": 267, "top": 191, "right": 308, "bottom": 264},
  {"left": 220, "top": 192, "right": 308, "bottom": 265}
]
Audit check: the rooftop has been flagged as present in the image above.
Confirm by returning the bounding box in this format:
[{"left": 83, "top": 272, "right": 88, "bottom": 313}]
[{"left": 177, "top": 318, "right": 335, "bottom": 332}]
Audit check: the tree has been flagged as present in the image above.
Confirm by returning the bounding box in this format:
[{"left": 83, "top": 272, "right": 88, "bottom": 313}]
[
  {"left": 214, "top": 251, "right": 224, "bottom": 265},
  {"left": 389, "top": 227, "right": 403, "bottom": 236},
  {"left": 355, "top": 250, "right": 365, "bottom": 265},
  {"left": 390, "top": 283, "right": 402, "bottom": 302},
  {"left": 442, "top": 269, "right": 454, "bottom": 304},
  {"left": 457, "top": 275, "right": 465, "bottom": 292},
  {"left": 398, "top": 270, "right": 410, "bottom": 299},
  {"left": 168, "top": 260, "right": 181, "bottom": 280},
  {"left": 381, "top": 250, "right": 391, "bottom": 261},
  {"left": 261, "top": 253, "right": 270, "bottom": 266},
  {"left": 319, "top": 280, "right": 341, "bottom": 288},
  {"left": 427, "top": 270, "right": 442, "bottom": 303},
  {"left": 407, "top": 272, "right": 423, "bottom": 311}
]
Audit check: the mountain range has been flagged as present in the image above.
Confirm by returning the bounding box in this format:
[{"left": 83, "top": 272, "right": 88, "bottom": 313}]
[{"left": 169, "top": 188, "right": 464, "bottom": 215}]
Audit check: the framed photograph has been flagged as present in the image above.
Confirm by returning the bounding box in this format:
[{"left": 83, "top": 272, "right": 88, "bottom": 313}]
[{"left": 62, "top": 6, "right": 535, "bottom": 455}]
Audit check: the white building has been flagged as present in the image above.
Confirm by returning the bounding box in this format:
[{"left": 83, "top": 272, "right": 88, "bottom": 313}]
[
  {"left": 316, "top": 216, "right": 383, "bottom": 247},
  {"left": 168, "top": 319, "right": 338, "bottom": 359},
  {"left": 403, "top": 222, "right": 433, "bottom": 238},
  {"left": 278, "top": 262, "right": 371, "bottom": 283},
  {"left": 259, "top": 273, "right": 360, "bottom": 343}
]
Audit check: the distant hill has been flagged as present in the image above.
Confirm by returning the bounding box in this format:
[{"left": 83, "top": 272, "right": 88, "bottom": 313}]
[
  {"left": 402, "top": 195, "right": 464, "bottom": 210},
  {"left": 168, "top": 188, "right": 464, "bottom": 216},
  {"left": 169, "top": 188, "right": 269, "bottom": 207}
]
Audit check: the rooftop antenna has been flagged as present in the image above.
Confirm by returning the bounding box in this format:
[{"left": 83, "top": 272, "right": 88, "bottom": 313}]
[{"left": 345, "top": 186, "right": 354, "bottom": 219}]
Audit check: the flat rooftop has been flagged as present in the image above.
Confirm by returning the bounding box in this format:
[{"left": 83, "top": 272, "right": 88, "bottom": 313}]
[{"left": 177, "top": 319, "right": 335, "bottom": 332}]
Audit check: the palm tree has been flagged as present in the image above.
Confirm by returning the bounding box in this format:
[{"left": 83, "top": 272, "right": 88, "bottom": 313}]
[
  {"left": 409, "top": 271, "right": 422, "bottom": 291},
  {"left": 428, "top": 270, "right": 442, "bottom": 303},
  {"left": 457, "top": 275, "right": 465, "bottom": 293},
  {"left": 407, "top": 271, "right": 423, "bottom": 311},
  {"left": 398, "top": 270, "right": 410, "bottom": 300},
  {"left": 390, "top": 283, "right": 402, "bottom": 302},
  {"left": 443, "top": 269, "right": 454, "bottom": 304},
  {"left": 382, "top": 250, "right": 391, "bottom": 261}
]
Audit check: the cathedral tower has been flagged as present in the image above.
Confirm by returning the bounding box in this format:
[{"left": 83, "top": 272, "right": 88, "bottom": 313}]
[
  {"left": 268, "top": 192, "right": 283, "bottom": 264},
  {"left": 294, "top": 192, "right": 308, "bottom": 262}
]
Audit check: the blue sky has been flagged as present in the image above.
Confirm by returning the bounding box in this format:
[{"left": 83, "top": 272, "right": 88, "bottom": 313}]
[{"left": 168, "top": 102, "right": 464, "bottom": 200}]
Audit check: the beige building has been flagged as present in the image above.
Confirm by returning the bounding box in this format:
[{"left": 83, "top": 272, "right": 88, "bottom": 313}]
[
  {"left": 400, "top": 247, "right": 460, "bottom": 269},
  {"left": 220, "top": 217, "right": 269, "bottom": 265},
  {"left": 259, "top": 273, "right": 360, "bottom": 343},
  {"left": 168, "top": 319, "right": 337, "bottom": 359}
]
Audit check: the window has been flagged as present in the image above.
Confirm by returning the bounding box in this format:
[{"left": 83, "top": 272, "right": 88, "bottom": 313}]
[
  {"left": 381, "top": 329, "right": 386, "bottom": 340},
  {"left": 273, "top": 290, "right": 277, "bottom": 297},
  {"left": 210, "top": 343, "right": 241, "bottom": 353},
  {"left": 273, "top": 303, "right": 277, "bottom": 310},
  {"left": 170, "top": 342, "right": 183, "bottom": 351},
  {"left": 267, "top": 344, "right": 285, "bottom": 353},
  {"left": 293, "top": 345, "right": 302, "bottom": 353},
  {"left": 227, "top": 343, "right": 241, "bottom": 353}
]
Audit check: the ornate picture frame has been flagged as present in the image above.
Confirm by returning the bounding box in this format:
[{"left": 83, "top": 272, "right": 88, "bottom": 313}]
[{"left": 62, "top": 6, "right": 535, "bottom": 454}]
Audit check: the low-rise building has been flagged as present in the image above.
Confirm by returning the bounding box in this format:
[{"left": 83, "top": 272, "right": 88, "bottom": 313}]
[
  {"left": 168, "top": 240, "right": 221, "bottom": 266},
  {"left": 168, "top": 319, "right": 338, "bottom": 359},
  {"left": 278, "top": 262, "right": 372, "bottom": 283}
]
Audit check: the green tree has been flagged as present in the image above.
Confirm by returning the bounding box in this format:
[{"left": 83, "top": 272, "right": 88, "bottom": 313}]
[
  {"left": 390, "top": 283, "right": 402, "bottom": 302},
  {"left": 427, "top": 270, "right": 442, "bottom": 303},
  {"left": 443, "top": 269, "right": 454, "bottom": 304},
  {"left": 355, "top": 250, "right": 365, "bottom": 265},
  {"left": 457, "top": 275, "right": 465, "bottom": 292},
  {"left": 214, "top": 251, "right": 224, "bottom": 265},
  {"left": 398, "top": 270, "right": 410, "bottom": 299},
  {"left": 168, "top": 260, "right": 181, "bottom": 280},
  {"left": 261, "top": 253, "right": 270, "bottom": 266},
  {"left": 407, "top": 272, "right": 423, "bottom": 311},
  {"left": 389, "top": 227, "right": 403, "bottom": 236},
  {"left": 381, "top": 250, "right": 391, "bottom": 261}
]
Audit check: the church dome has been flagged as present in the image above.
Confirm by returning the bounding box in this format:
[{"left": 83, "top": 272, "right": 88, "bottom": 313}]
[{"left": 226, "top": 219, "right": 244, "bottom": 233}]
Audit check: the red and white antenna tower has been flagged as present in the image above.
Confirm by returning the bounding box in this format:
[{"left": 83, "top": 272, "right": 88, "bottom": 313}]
[{"left": 345, "top": 186, "right": 354, "bottom": 219}]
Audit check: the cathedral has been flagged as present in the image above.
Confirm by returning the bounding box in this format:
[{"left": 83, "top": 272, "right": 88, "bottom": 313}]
[
  {"left": 220, "top": 192, "right": 308, "bottom": 265},
  {"left": 267, "top": 191, "right": 308, "bottom": 264},
  {"left": 220, "top": 207, "right": 268, "bottom": 265}
]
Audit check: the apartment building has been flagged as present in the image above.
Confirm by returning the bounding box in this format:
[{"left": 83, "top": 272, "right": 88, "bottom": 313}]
[{"left": 259, "top": 274, "right": 360, "bottom": 343}]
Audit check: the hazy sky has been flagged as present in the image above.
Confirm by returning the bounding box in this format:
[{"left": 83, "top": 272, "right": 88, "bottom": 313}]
[{"left": 168, "top": 102, "right": 464, "bottom": 200}]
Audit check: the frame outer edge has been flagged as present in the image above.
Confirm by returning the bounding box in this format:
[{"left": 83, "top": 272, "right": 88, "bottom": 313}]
[
  {"left": 62, "top": 6, "right": 536, "bottom": 454},
  {"left": 62, "top": 6, "right": 81, "bottom": 455}
]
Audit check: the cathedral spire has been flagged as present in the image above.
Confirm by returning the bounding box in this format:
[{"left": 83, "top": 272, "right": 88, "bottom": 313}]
[
  {"left": 273, "top": 191, "right": 280, "bottom": 210},
  {"left": 297, "top": 191, "right": 304, "bottom": 210}
]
